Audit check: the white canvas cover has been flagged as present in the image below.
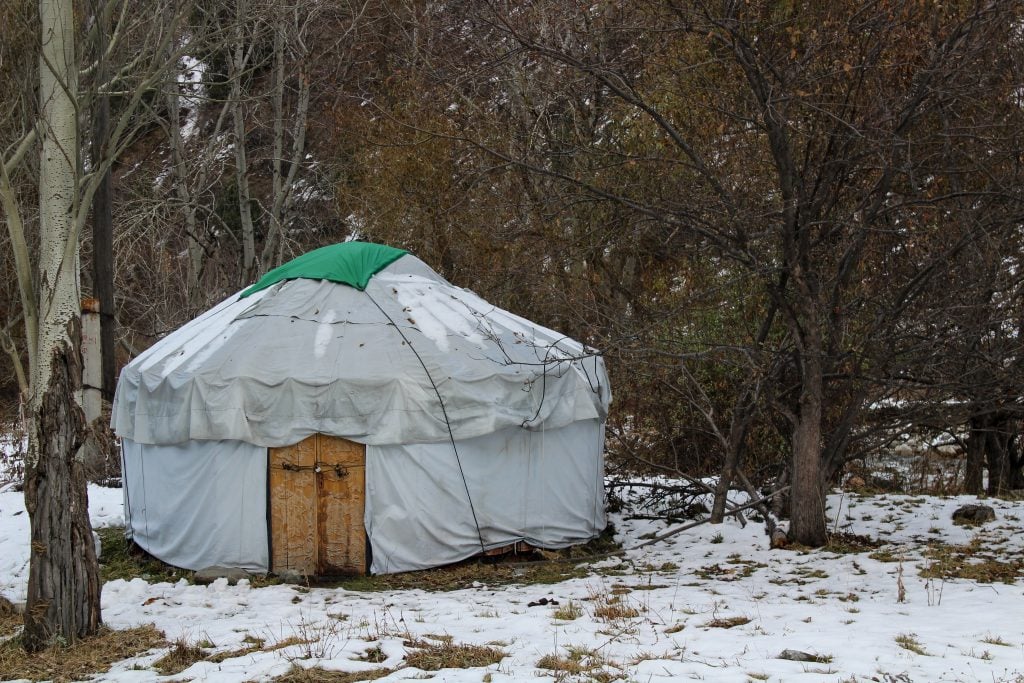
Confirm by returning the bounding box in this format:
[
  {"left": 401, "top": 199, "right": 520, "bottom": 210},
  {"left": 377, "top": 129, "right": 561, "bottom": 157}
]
[
  {"left": 120, "top": 421, "right": 604, "bottom": 574},
  {"left": 113, "top": 255, "right": 610, "bottom": 448},
  {"left": 121, "top": 439, "right": 269, "bottom": 572},
  {"left": 365, "top": 420, "right": 605, "bottom": 574}
]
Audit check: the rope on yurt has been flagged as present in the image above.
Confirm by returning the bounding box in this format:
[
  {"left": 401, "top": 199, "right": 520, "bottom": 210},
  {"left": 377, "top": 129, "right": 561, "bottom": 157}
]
[
  {"left": 120, "top": 440, "right": 133, "bottom": 540},
  {"left": 364, "top": 291, "right": 489, "bottom": 558},
  {"left": 137, "top": 443, "right": 152, "bottom": 544}
]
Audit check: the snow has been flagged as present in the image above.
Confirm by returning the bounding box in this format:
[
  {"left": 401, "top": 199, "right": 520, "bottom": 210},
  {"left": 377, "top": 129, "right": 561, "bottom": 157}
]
[
  {"left": 134, "top": 287, "right": 266, "bottom": 375},
  {"left": 314, "top": 310, "right": 337, "bottom": 358},
  {"left": 377, "top": 272, "right": 584, "bottom": 359},
  {"left": 177, "top": 54, "right": 207, "bottom": 142},
  {"left": 384, "top": 274, "right": 485, "bottom": 352},
  {"left": 0, "top": 485, "right": 124, "bottom": 604},
  {"left": 0, "top": 432, "right": 24, "bottom": 485},
  {"left": 1, "top": 483, "right": 1023, "bottom": 682}
]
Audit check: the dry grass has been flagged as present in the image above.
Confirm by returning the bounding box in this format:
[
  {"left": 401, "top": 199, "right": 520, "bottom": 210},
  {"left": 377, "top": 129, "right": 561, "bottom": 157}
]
[
  {"left": 403, "top": 639, "right": 505, "bottom": 671},
  {"left": 895, "top": 633, "right": 928, "bottom": 655},
  {"left": 152, "top": 637, "right": 208, "bottom": 675},
  {"left": 330, "top": 527, "right": 620, "bottom": 592},
  {"left": 206, "top": 643, "right": 262, "bottom": 663},
  {"left": 536, "top": 646, "right": 623, "bottom": 682},
  {"left": 95, "top": 524, "right": 619, "bottom": 594},
  {"left": 176, "top": 634, "right": 314, "bottom": 668},
  {"left": 704, "top": 615, "right": 751, "bottom": 629},
  {"left": 96, "top": 527, "right": 280, "bottom": 589},
  {"left": 920, "top": 540, "right": 1024, "bottom": 584},
  {"left": 0, "top": 596, "right": 20, "bottom": 639},
  {"left": 96, "top": 527, "right": 196, "bottom": 585},
  {"left": 0, "top": 624, "right": 165, "bottom": 682},
  {"left": 981, "top": 634, "right": 1012, "bottom": 647},
  {"left": 537, "top": 652, "right": 589, "bottom": 675},
  {"left": 271, "top": 665, "right": 394, "bottom": 682},
  {"left": 552, "top": 600, "right": 584, "bottom": 620},
  {"left": 593, "top": 600, "right": 640, "bottom": 621},
  {"left": 588, "top": 585, "right": 641, "bottom": 623},
  {"left": 824, "top": 532, "right": 883, "bottom": 554}
]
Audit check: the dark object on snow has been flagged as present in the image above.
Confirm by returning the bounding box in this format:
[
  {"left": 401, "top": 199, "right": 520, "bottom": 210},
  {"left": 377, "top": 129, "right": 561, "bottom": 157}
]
[
  {"left": 770, "top": 528, "right": 789, "bottom": 549},
  {"left": 777, "top": 649, "right": 830, "bottom": 663},
  {"left": 527, "top": 597, "right": 560, "bottom": 607},
  {"left": 193, "top": 566, "right": 252, "bottom": 585},
  {"left": 952, "top": 504, "right": 995, "bottom": 526}
]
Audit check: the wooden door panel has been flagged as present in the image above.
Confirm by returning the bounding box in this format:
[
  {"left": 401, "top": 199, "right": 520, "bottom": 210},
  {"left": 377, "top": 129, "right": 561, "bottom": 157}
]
[
  {"left": 269, "top": 435, "right": 317, "bottom": 575},
  {"left": 317, "top": 435, "right": 367, "bottom": 575}
]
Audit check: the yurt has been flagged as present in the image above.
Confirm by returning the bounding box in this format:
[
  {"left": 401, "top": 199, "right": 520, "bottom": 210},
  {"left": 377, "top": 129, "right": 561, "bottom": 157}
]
[{"left": 112, "top": 242, "right": 610, "bottom": 576}]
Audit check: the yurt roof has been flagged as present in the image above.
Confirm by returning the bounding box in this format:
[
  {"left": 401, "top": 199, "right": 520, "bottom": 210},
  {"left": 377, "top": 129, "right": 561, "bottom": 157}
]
[{"left": 112, "top": 243, "right": 610, "bottom": 448}]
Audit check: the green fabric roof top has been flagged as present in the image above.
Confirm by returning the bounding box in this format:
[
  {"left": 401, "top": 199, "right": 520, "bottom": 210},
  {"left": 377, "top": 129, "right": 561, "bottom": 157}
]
[{"left": 240, "top": 242, "right": 408, "bottom": 297}]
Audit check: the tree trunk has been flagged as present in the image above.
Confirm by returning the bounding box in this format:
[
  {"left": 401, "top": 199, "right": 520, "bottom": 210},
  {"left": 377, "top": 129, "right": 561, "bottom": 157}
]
[
  {"left": 710, "top": 444, "right": 740, "bottom": 524},
  {"left": 23, "top": 336, "right": 100, "bottom": 650},
  {"left": 23, "top": 0, "right": 102, "bottom": 650},
  {"left": 789, "top": 324, "right": 827, "bottom": 546},
  {"left": 232, "top": 0, "right": 257, "bottom": 285},
  {"left": 260, "top": 9, "right": 312, "bottom": 274},
  {"left": 165, "top": 62, "right": 206, "bottom": 310},
  {"left": 91, "top": 6, "right": 116, "bottom": 400},
  {"left": 710, "top": 416, "right": 749, "bottom": 523},
  {"left": 964, "top": 415, "right": 985, "bottom": 494},
  {"left": 985, "top": 413, "right": 1022, "bottom": 496}
]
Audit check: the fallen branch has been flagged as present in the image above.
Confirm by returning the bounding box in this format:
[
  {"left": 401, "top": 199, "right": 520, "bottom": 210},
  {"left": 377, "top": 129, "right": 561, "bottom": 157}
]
[
  {"left": 627, "top": 486, "right": 790, "bottom": 551},
  {"left": 502, "top": 485, "right": 791, "bottom": 568}
]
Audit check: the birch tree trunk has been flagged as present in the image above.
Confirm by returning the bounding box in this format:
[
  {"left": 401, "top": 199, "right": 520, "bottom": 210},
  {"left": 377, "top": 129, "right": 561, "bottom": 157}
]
[{"left": 22, "top": 0, "right": 101, "bottom": 650}]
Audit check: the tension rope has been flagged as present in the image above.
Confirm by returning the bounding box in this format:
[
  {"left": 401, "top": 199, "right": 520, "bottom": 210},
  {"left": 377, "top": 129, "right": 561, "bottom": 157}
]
[{"left": 365, "top": 290, "right": 489, "bottom": 558}]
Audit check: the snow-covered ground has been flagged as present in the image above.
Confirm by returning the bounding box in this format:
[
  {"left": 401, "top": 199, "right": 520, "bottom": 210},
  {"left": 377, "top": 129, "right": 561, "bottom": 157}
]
[{"left": 1, "top": 483, "right": 1023, "bottom": 682}]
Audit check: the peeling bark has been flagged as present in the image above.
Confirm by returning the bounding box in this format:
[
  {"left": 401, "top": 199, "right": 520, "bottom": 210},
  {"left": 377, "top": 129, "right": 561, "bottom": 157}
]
[{"left": 23, "top": 330, "right": 101, "bottom": 651}]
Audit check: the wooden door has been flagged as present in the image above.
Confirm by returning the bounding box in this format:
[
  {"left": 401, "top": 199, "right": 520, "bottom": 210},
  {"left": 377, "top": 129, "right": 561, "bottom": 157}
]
[
  {"left": 269, "top": 434, "right": 367, "bottom": 575},
  {"left": 317, "top": 436, "right": 366, "bottom": 574},
  {"left": 269, "top": 435, "right": 318, "bottom": 575}
]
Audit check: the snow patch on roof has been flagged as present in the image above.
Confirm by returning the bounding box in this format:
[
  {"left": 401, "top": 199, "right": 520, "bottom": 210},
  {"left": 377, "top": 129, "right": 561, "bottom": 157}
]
[
  {"left": 135, "top": 288, "right": 268, "bottom": 375},
  {"left": 385, "top": 274, "right": 485, "bottom": 352},
  {"left": 314, "top": 309, "right": 337, "bottom": 358}
]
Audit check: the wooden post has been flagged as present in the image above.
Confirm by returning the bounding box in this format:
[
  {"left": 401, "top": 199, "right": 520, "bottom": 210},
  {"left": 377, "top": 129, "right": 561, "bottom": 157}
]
[{"left": 81, "top": 298, "right": 102, "bottom": 424}]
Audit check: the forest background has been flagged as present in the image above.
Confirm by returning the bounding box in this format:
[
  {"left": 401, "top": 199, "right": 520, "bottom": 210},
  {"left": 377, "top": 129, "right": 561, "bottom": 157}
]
[{"left": 1, "top": 0, "right": 1022, "bottom": 630}]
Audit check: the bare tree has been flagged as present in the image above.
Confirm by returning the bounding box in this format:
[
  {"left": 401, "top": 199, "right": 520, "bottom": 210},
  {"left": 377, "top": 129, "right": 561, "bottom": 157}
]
[
  {"left": 331, "top": 0, "right": 1024, "bottom": 544},
  {"left": 1, "top": 0, "right": 189, "bottom": 648}
]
